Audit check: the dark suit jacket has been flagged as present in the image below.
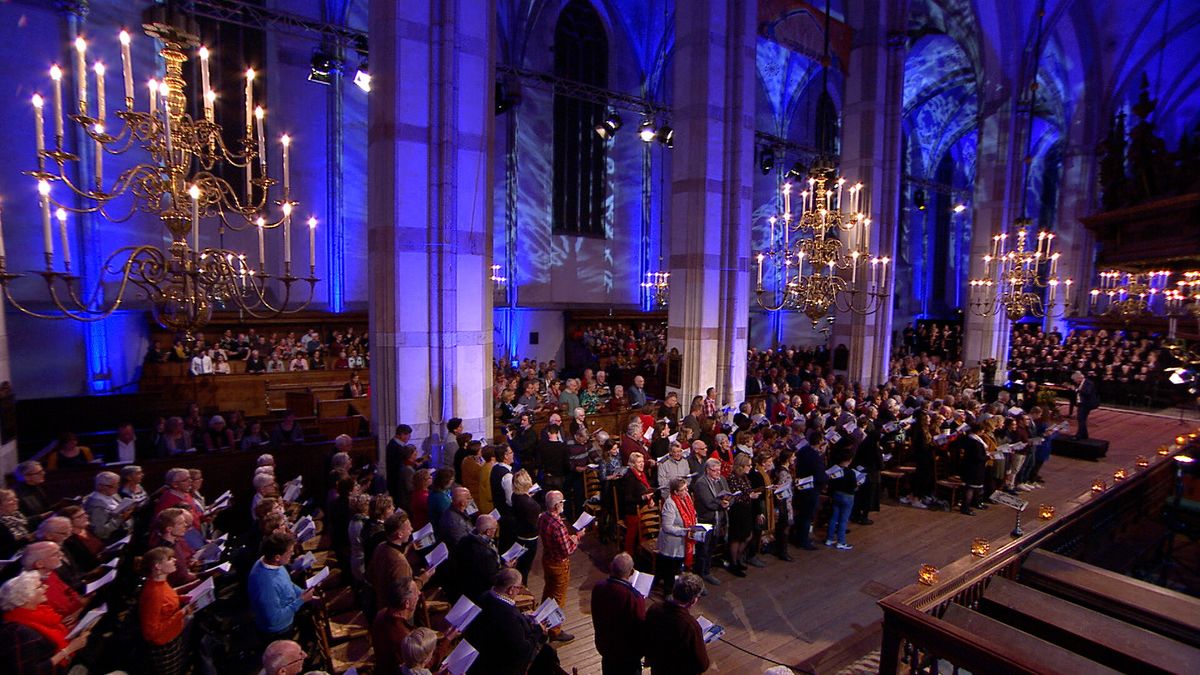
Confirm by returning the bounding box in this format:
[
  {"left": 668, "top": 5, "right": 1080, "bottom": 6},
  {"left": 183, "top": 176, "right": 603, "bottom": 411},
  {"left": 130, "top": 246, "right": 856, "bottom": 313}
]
[
  {"left": 1077, "top": 379, "right": 1100, "bottom": 410},
  {"left": 454, "top": 534, "right": 502, "bottom": 600},
  {"left": 467, "top": 591, "right": 545, "bottom": 675},
  {"left": 692, "top": 474, "right": 729, "bottom": 524},
  {"left": 643, "top": 600, "right": 710, "bottom": 674},
  {"left": 591, "top": 576, "right": 646, "bottom": 660}
]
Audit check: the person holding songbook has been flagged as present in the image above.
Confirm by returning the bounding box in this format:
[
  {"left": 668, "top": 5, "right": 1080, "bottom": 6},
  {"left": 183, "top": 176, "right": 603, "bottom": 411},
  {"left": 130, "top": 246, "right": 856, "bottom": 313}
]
[
  {"left": 139, "top": 546, "right": 193, "bottom": 675},
  {"left": 537, "top": 490, "right": 580, "bottom": 643},
  {"left": 467, "top": 568, "right": 548, "bottom": 675},
  {"left": 0, "top": 570, "right": 88, "bottom": 674},
  {"left": 620, "top": 452, "right": 656, "bottom": 556},
  {"left": 657, "top": 478, "right": 698, "bottom": 596},
  {"left": 643, "top": 573, "right": 710, "bottom": 675},
  {"left": 370, "top": 577, "right": 456, "bottom": 675},
  {"left": 510, "top": 470, "right": 543, "bottom": 583},
  {"left": 590, "top": 552, "right": 646, "bottom": 675}
]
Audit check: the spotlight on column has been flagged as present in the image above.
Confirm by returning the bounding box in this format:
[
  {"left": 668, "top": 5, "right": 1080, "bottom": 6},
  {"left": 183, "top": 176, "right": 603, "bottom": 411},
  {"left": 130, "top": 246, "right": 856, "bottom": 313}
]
[
  {"left": 594, "top": 111, "right": 622, "bottom": 139},
  {"left": 787, "top": 160, "right": 807, "bottom": 179},
  {"left": 495, "top": 79, "right": 521, "bottom": 115},
  {"left": 953, "top": 203, "right": 966, "bottom": 213},
  {"left": 759, "top": 146, "right": 775, "bottom": 175},
  {"left": 655, "top": 125, "right": 674, "bottom": 148},
  {"left": 638, "top": 119, "right": 657, "bottom": 143},
  {"left": 914, "top": 189, "right": 927, "bottom": 210},
  {"left": 308, "top": 49, "right": 338, "bottom": 85},
  {"left": 352, "top": 63, "right": 371, "bottom": 92}
]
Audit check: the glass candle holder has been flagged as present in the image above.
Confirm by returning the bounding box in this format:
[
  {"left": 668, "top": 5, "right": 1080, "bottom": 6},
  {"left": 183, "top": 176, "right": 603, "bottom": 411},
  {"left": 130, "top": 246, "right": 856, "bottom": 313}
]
[
  {"left": 918, "top": 564, "right": 939, "bottom": 586},
  {"left": 1038, "top": 504, "right": 1055, "bottom": 520},
  {"left": 1091, "top": 479, "right": 1106, "bottom": 494},
  {"left": 970, "top": 538, "right": 990, "bottom": 558},
  {"left": 1113, "top": 468, "right": 1128, "bottom": 481},
  {"left": 1136, "top": 455, "right": 1149, "bottom": 468}
]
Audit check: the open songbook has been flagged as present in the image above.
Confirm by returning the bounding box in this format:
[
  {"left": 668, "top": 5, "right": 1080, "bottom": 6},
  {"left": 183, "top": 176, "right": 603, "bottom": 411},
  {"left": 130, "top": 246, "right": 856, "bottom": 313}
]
[
  {"left": 413, "top": 523, "right": 437, "bottom": 550},
  {"left": 501, "top": 543, "right": 527, "bottom": 565},
  {"left": 629, "top": 569, "right": 653, "bottom": 598},
  {"left": 66, "top": 603, "right": 107, "bottom": 640},
  {"left": 533, "top": 597, "right": 565, "bottom": 629},
  {"left": 425, "top": 542, "right": 450, "bottom": 570},
  {"left": 697, "top": 616, "right": 725, "bottom": 643},
  {"left": 441, "top": 639, "right": 480, "bottom": 675},
  {"left": 444, "top": 595, "right": 482, "bottom": 632}
]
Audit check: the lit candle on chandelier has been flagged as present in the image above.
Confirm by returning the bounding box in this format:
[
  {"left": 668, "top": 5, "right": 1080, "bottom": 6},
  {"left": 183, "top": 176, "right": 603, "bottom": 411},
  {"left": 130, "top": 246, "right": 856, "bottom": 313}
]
[
  {"left": 851, "top": 250, "right": 860, "bottom": 283},
  {"left": 281, "top": 201, "right": 293, "bottom": 266},
  {"left": 307, "top": 216, "right": 318, "bottom": 270},
  {"left": 782, "top": 182, "right": 792, "bottom": 216},
  {"left": 256, "top": 216, "right": 266, "bottom": 269},
  {"left": 148, "top": 78, "right": 158, "bottom": 116},
  {"left": 188, "top": 184, "right": 201, "bottom": 251},
  {"left": 38, "top": 180, "right": 52, "bottom": 262},
  {"left": 94, "top": 123, "right": 104, "bottom": 188},
  {"left": 880, "top": 257, "right": 890, "bottom": 289},
  {"left": 768, "top": 215, "right": 776, "bottom": 247},
  {"left": 756, "top": 253, "right": 764, "bottom": 289},
  {"left": 56, "top": 207, "right": 70, "bottom": 269},
  {"left": 31, "top": 94, "right": 45, "bottom": 159},
  {"left": 254, "top": 107, "right": 266, "bottom": 170},
  {"left": 281, "top": 134, "right": 291, "bottom": 196},
  {"left": 245, "top": 69, "right": 256, "bottom": 195},
  {"left": 74, "top": 37, "right": 88, "bottom": 115},
  {"left": 119, "top": 31, "right": 133, "bottom": 105},
  {"left": 93, "top": 62, "right": 106, "bottom": 123},
  {"left": 159, "top": 81, "right": 172, "bottom": 158},
  {"left": 50, "top": 66, "right": 63, "bottom": 145},
  {"left": 199, "top": 46, "right": 212, "bottom": 119}
]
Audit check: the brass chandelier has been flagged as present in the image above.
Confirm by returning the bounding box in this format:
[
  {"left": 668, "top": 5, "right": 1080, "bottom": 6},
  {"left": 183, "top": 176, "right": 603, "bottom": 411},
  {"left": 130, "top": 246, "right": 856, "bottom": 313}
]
[
  {"left": 967, "top": 219, "right": 1072, "bottom": 321},
  {"left": 1086, "top": 269, "right": 1200, "bottom": 324},
  {"left": 2, "top": 16, "right": 317, "bottom": 332},
  {"left": 754, "top": 161, "right": 889, "bottom": 323}
]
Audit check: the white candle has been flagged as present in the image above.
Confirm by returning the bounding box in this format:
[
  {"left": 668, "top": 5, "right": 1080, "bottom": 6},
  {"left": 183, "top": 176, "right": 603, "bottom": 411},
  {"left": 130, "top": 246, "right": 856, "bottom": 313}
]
[
  {"left": 74, "top": 37, "right": 88, "bottom": 115},
  {"left": 94, "top": 62, "right": 106, "bottom": 122},
  {"left": 38, "top": 180, "right": 53, "bottom": 260},
  {"left": 756, "top": 253, "right": 763, "bottom": 288},
  {"left": 881, "top": 257, "right": 890, "bottom": 289},
  {"left": 307, "top": 216, "right": 317, "bottom": 269},
  {"left": 204, "top": 90, "right": 215, "bottom": 122},
  {"left": 281, "top": 135, "right": 291, "bottom": 196},
  {"left": 50, "top": 66, "right": 63, "bottom": 144},
  {"left": 282, "top": 202, "right": 292, "bottom": 265},
  {"left": 148, "top": 78, "right": 157, "bottom": 116},
  {"left": 189, "top": 184, "right": 201, "bottom": 251},
  {"left": 94, "top": 124, "right": 103, "bottom": 188},
  {"left": 245, "top": 70, "right": 255, "bottom": 195},
  {"left": 256, "top": 216, "right": 266, "bottom": 268},
  {"left": 32, "top": 94, "right": 45, "bottom": 158},
  {"left": 56, "top": 207, "right": 70, "bottom": 269},
  {"left": 199, "top": 46, "right": 211, "bottom": 117},
  {"left": 119, "top": 31, "right": 133, "bottom": 106},
  {"left": 254, "top": 107, "right": 266, "bottom": 168},
  {"left": 161, "top": 83, "right": 172, "bottom": 159}
]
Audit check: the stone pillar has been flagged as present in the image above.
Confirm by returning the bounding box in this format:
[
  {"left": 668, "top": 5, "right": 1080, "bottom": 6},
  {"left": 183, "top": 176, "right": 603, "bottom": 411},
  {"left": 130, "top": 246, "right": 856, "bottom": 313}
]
[
  {"left": 665, "top": 0, "right": 755, "bottom": 406},
  {"left": 832, "top": 0, "right": 909, "bottom": 388},
  {"left": 962, "top": 103, "right": 1022, "bottom": 375},
  {"left": 367, "top": 0, "right": 495, "bottom": 466},
  {"left": 1045, "top": 144, "right": 1095, "bottom": 333},
  {"left": 0, "top": 307, "right": 13, "bottom": 477}
]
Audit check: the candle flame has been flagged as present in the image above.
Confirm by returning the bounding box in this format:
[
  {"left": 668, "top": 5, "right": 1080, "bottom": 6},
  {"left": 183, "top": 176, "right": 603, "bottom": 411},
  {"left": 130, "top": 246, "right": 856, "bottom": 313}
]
[
  {"left": 31, "top": 94, "right": 43, "bottom": 108},
  {"left": 50, "top": 65, "right": 62, "bottom": 81},
  {"left": 119, "top": 31, "right": 130, "bottom": 46}
]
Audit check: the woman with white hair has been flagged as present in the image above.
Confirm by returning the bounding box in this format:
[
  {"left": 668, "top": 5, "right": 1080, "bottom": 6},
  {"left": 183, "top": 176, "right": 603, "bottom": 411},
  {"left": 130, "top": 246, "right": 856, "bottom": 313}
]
[
  {"left": 203, "top": 415, "right": 235, "bottom": 452},
  {"left": 0, "top": 570, "right": 80, "bottom": 671}
]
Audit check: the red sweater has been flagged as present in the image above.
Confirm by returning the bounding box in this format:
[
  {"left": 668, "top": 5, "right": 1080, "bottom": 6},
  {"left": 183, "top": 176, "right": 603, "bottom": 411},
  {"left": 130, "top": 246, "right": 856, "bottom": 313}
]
[{"left": 140, "top": 579, "right": 185, "bottom": 645}]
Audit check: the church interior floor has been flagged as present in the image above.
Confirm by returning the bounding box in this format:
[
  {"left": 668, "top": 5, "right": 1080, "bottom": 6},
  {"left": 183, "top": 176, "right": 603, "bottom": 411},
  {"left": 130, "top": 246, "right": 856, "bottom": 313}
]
[{"left": 529, "top": 408, "right": 1191, "bottom": 674}]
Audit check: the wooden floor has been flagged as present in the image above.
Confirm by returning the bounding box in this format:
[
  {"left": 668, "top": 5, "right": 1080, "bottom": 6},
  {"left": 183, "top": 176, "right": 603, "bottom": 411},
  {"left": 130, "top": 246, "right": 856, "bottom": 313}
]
[{"left": 525, "top": 407, "right": 1193, "bottom": 674}]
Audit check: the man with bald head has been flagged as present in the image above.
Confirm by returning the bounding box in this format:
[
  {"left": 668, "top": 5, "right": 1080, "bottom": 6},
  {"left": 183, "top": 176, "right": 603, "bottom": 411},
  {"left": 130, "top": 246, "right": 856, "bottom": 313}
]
[
  {"left": 84, "top": 470, "right": 133, "bottom": 541},
  {"left": 35, "top": 516, "right": 83, "bottom": 591},
  {"left": 591, "top": 552, "right": 646, "bottom": 674},
  {"left": 22, "top": 541, "right": 83, "bottom": 618},
  {"left": 538, "top": 490, "right": 582, "bottom": 642},
  {"left": 436, "top": 486, "right": 474, "bottom": 548},
  {"left": 261, "top": 639, "right": 306, "bottom": 675}
]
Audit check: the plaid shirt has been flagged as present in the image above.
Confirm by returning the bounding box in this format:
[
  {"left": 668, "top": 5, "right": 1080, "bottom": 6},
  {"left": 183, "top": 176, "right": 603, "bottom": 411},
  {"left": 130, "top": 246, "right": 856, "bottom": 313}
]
[
  {"left": 0, "top": 620, "right": 56, "bottom": 675},
  {"left": 538, "top": 510, "right": 578, "bottom": 562}
]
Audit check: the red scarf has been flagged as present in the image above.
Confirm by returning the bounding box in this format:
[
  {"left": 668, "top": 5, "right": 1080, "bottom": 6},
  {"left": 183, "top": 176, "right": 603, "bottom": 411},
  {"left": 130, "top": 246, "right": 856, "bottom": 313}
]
[
  {"left": 4, "top": 604, "right": 68, "bottom": 650},
  {"left": 631, "top": 468, "right": 651, "bottom": 490},
  {"left": 671, "top": 492, "right": 698, "bottom": 566}
]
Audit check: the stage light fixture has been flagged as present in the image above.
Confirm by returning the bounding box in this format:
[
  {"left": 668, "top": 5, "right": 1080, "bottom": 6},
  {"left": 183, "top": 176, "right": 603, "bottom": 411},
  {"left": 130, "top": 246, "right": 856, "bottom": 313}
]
[
  {"left": 655, "top": 125, "right": 674, "bottom": 148},
  {"left": 638, "top": 119, "right": 657, "bottom": 143},
  {"left": 594, "top": 111, "right": 622, "bottom": 139},
  {"left": 495, "top": 79, "right": 521, "bottom": 115},
  {"left": 914, "top": 189, "right": 927, "bottom": 210},
  {"left": 308, "top": 49, "right": 338, "bottom": 85},
  {"left": 759, "top": 146, "right": 775, "bottom": 175},
  {"left": 787, "top": 160, "right": 806, "bottom": 179},
  {"left": 352, "top": 63, "right": 371, "bottom": 92}
]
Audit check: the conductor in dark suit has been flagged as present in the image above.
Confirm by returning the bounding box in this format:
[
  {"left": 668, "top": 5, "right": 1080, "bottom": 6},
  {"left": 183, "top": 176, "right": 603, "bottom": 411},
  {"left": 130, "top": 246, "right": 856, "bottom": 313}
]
[
  {"left": 468, "top": 568, "right": 547, "bottom": 675},
  {"left": 590, "top": 552, "right": 647, "bottom": 675},
  {"left": 1072, "top": 371, "right": 1099, "bottom": 440}
]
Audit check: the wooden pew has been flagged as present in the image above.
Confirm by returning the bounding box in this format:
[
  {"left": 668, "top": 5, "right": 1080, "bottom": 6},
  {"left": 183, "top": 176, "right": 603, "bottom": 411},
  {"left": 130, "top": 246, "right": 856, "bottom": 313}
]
[
  {"left": 978, "top": 576, "right": 1200, "bottom": 674},
  {"left": 939, "top": 603, "right": 1120, "bottom": 675},
  {"left": 1020, "top": 549, "right": 1200, "bottom": 648}
]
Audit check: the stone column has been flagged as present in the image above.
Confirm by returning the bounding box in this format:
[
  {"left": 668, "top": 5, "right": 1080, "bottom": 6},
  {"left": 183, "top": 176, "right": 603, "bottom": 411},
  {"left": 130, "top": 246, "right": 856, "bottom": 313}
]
[
  {"left": 665, "top": 0, "right": 755, "bottom": 406},
  {"left": 832, "top": 0, "right": 909, "bottom": 388},
  {"left": 1044, "top": 144, "right": 1096, "bottom": 333},
  {"left": 367, "top": 0, "right": 495, "bottom": 466},
  {"left": 962, "top": 103, "right": 1022, "bottom": 375},
  {"left": 0, "top": 307, "right": 13, "bottom": 477}
]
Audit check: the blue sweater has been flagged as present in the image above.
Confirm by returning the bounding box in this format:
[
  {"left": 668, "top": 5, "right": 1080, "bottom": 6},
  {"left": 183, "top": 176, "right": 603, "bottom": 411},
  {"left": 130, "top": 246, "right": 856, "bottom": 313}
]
[{"left": 248, "top": 558, "right": 305, "bottom": 633}]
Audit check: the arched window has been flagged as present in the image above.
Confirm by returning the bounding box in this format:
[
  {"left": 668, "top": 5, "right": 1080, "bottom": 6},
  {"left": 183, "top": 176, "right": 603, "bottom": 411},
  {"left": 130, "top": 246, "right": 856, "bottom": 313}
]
[{"left": 553, "top": 0, "right": 608, "bottom": 237}]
